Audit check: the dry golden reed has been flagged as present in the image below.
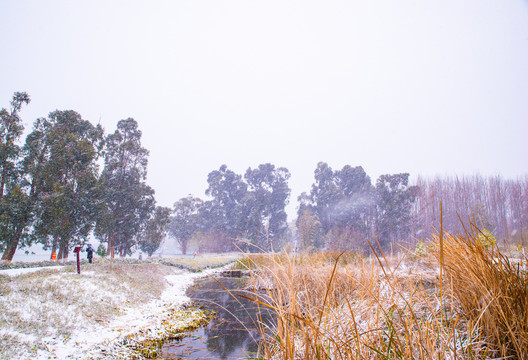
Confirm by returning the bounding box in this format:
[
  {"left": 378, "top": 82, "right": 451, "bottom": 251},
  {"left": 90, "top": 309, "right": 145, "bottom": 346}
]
[
  {"left": 241, "top": 229, "right": 527, "bottom": 359},
  {"left": 429, "top": 225, "right": 528, "bottom": 359}
]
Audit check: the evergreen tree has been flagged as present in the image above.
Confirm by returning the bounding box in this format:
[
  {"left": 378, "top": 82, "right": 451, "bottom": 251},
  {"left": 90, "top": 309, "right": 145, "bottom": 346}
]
[
  {"left": 0, "top": 92, "right": 30, "bottom": 200},
  {"left": 139, "top": 206, "right": 171, "bottom": 256},
  {"left": 96, "top": 118, "right": 155, "bottom": 258},
  {"left": 333, "top": 165, "right": 375, "bottom": 235},
  {"left": 375, "top": 173, "right": 418, "bottom": 248},
  {"left": 168, "top": 195, "right": 204, "bottom": 255},
  {"left": 244, "top": 163, "right": 291, "bottom": 250},
  {"left": 24, "top": 110, "right": 104, "bottom": 260},
  {"left": 0, "top": 185, "right": 32, "bottom": 260},
  {"left": 309, "top": 162, "right": 342, "bottom": 233},
  {"left": 204, "top": 165, "right": 247, "bottom": 250},
  {"left": 0, "top": 92, "right": 30, "bottom": 261},
  {"left": 300, "top": 162, "right": 374, "bottom": 250}
]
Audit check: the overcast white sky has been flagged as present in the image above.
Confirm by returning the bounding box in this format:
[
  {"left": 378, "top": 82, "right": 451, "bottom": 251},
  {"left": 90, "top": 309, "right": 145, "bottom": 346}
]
[{"left": 1, "top": 0, "right": 528, "bottom": 219}]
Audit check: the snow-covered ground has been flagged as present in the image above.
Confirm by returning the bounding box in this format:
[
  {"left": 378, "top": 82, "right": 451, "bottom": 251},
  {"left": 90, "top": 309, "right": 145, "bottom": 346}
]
[
  {"left": 0, "top": 266, "right": 64, "bottom": 277},
  {"left": 47, "top": 270, "right": 212, "bottom": 359},
  {"left": 0, "top": 262, "right": 232, "bottom": 360}
]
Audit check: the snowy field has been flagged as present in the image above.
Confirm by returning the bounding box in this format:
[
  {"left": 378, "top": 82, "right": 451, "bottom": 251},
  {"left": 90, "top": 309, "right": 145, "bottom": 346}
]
[{"left": 0, "top": 256, "right": 238, "bottom": 360}]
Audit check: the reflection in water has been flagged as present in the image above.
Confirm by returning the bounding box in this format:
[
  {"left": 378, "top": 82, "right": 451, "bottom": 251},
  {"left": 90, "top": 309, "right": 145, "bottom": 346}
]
[{"left": 160, "top": 277, "right": 273, "bottom": 359}]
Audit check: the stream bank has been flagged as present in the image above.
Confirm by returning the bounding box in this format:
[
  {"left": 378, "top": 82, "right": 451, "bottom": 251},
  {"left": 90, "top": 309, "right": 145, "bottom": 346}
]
[{"left": 158, "top": 274, "right": 274, "bottom": 360}]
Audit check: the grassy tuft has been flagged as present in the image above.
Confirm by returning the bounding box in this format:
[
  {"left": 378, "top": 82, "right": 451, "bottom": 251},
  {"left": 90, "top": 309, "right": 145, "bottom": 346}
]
[
  {"left": 242, "top": 232, "right": 526, "bottom": 359},
  {"left": 428, "top": 226, "right": 528, "bottom": 358}
]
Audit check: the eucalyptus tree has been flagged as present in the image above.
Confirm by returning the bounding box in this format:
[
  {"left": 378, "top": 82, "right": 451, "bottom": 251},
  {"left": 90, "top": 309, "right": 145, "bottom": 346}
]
[
  {"left": 168, "top": 195, "right": 204, "bottom": 255},
  {"left": 375, "top": 173, "right": 418, "bottom": 248},
  {"left": 0, "top": 92, "right": 30, "bottom": 260},
  {"left": 138, "top": 205, "right": 171, "bottom": 256},
  {"left": 23, "top": 110, "right": 104, "bottom": 260},
  {"left": 200, "top": 164, "right": 291, "bottom": 252},
  {"left": 0, "top": 92, "right": 30, "bottom": 200},
  {"left": 308, "top": 162, "right": 343, "bottom": 233},
  {"left": 300, "top": 162, "right": 374, "bottom": 250},
  {"left": 96, "top": 118, "right": 155, "bottom": 258},
  {"left": 0, "top": 185, "right": 32, "bottom": 260},
  {"left": 204, "top": 165, "right": 248, "bottom": 249},
  {"left": 333, "top": 165, "right": 375, "bottom": 236},
  {"left": 244, "top": 163, "right": 291, "bottom": 250},
  {"left": 1, "top": 116, "right": 51, "bottom": 261}
]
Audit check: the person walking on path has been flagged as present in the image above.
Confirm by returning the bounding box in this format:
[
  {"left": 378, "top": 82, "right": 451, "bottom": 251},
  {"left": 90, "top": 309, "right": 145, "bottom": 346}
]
[{"left": 86, "top": 244, "right": 94, "bottom": 264}]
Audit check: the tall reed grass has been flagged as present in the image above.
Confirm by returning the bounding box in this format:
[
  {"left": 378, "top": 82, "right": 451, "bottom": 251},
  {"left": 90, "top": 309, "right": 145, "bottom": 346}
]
[
  {"left": 241, "top": 230, "right": 527, "bottom": 359},
  {"left": 428, "top": 225, "right": 528, "bottom": 359}
]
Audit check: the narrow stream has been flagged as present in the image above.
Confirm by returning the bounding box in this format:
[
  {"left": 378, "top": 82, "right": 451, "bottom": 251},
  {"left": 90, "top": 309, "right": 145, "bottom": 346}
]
[{"left": 159, "top": 275, "right": 273, "bottom": 359}]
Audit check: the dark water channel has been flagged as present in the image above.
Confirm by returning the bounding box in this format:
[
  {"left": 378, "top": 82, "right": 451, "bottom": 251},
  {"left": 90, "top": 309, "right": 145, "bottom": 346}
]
[{"left": 159, "top": 275, "right": 274, "bottom": 359}]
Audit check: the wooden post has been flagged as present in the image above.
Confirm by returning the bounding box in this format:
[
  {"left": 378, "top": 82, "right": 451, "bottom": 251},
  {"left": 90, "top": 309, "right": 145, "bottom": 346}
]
[{"left": 73, "top": 246, "right": 82, "bottom": 274}]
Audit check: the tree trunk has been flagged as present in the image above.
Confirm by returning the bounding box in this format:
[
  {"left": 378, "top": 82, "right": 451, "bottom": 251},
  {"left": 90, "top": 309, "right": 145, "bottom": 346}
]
[
  {"left": 181, "top": 239, "right": 187, "bottom": 255},
  {"left": 57, "top": 246, "right": 64, "bottom": 262},
  {"left": 50, "top": 235, "right": 59, "bottom": 260},
  {"left": 57, "top": 239, "right": 69, "bottom": 262},
  {"left": 0, "top": 226, "right": 24, "bottom": 262},
  {"left": 1, "top": 240, "right": 17, "bottom": 261},
  {"left": 107, "top": 234, "right": 115, "bottom": 259},
  {"left": 0, "top": 163, "right": 8, "bottom": 200}
]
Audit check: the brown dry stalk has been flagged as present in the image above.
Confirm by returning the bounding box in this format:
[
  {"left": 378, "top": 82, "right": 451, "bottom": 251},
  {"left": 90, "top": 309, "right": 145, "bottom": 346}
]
[{"left": 240, "top": 235, "right": 526, "bottom": 359}]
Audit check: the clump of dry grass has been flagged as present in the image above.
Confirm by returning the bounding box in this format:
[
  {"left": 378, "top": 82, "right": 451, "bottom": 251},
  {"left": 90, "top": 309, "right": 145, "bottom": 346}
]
[
  {"left": 243, "top": 232, "right": 527, "bottom": 359},
  {"left": 428, "top": 225, "right": 528, "bottom": 359}
]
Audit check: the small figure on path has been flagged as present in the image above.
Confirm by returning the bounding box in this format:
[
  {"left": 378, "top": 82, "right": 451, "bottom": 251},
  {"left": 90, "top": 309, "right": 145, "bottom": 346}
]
[{"left": 86, "top": 244, "right": 94, "bottom": 264}]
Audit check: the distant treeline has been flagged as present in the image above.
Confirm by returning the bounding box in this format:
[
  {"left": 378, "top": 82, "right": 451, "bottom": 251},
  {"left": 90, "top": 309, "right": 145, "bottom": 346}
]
[
  {"left": 173, "top": 162, "right": 528, "bottom": 255},
  {"left": 412, "top": 175, "right": 528, "bottom": 244},
  {"left": 2, "top": 93, "right": 527, "bottom": 261},
  {"left": 296, "top": 166, "right": 528, "bottom": 253},
  {"left": 167, "top": 162, "right": 419, "bottom": 254}
]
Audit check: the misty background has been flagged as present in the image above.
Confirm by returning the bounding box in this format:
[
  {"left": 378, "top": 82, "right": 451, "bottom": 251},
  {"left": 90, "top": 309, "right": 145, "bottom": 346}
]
[{"left": 1, "top": 0, "right": 528, "bottom": 220}]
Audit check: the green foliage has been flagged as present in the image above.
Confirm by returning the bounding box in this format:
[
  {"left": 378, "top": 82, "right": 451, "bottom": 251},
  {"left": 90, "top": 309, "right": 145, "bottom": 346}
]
[
  {"left": 243, "top": 164, "right": 291, "bottom": 250},
  {"left": 0, "top": 96, "right": 168, "bottom": 261},
  {"left": 0, "top": 185, "right": 32, "bottom": 253},
  {"left": 95, "top": 118, "right": 156, "bottom": 258},
  {"left": 139, "top": 206, "right": 171, "bottom": 256},
  {"left": 298, "top": 162, "right": 375, "bottom": 251},
  {"left": 0, "top": 92, "right": 31, "bottom": 260},
  {"left": 23, "top": 110, "right": 104, "bottom": 259},
  {"left": 200, "top": 163, "right": 291, "bottom": 252},
  {"left": 375, "top": 173, "right": 418, "bottom": 248},
  {"left": 96, "top": 244, "right": 107, "bottom": 258},
  {"left": 0, "top": 92, "right": 30, "bottom": 197},
  {"left": 298, "top": 165, "right": 420, "bottom": 252},
  {"left": 477, "top": 229, "right": 496, "bottom": 248},
  {"left": 169, "top": 196, "right": 204, "bottom": 255},
  {"left": 414, "top": 239, "right": 427, "bottom": 256}
]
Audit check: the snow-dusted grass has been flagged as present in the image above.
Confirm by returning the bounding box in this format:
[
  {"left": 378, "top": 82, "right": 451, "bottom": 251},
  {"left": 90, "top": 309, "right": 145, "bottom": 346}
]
[
  {"left": 244, "top": 238, "right": 527, "bottom": 359},
  {"left": 0, "top": 254, "right": 239, "bottom": 360},
  {"left": 0, "top": 265, "right": 64, "bottom": 277}
]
